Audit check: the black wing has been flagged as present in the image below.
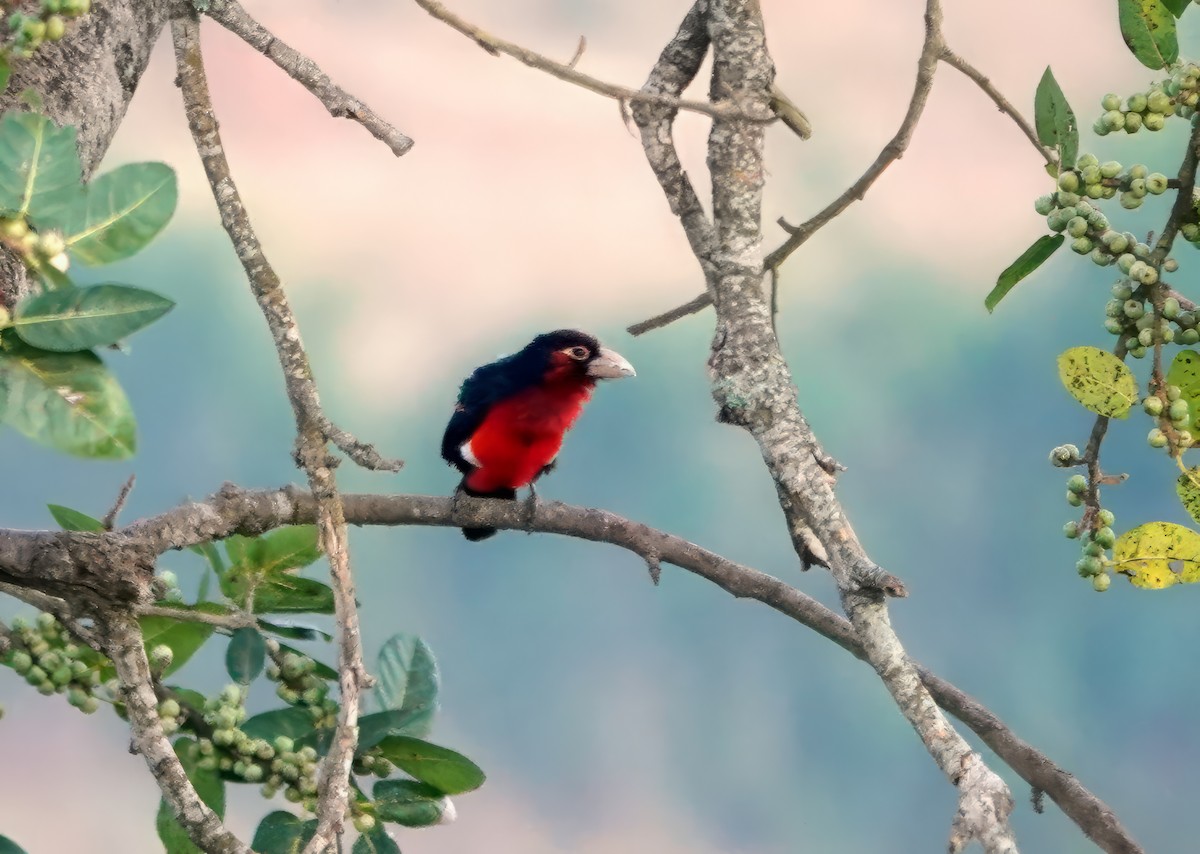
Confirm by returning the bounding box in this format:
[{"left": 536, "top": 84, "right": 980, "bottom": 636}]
[{"left": 441, "top": 353, "right": 532, "bottom": 475}]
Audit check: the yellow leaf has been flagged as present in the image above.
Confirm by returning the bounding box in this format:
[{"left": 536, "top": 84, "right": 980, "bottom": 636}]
[
  {"left": 1057, "top": 346, "right": 1136, "bottom": 418},
  {"left": 1167, "top": 350, "right": 1200, "bottom": 436},
  {"left": 1112, "top": 521, "right": 1200, "bottom": 589},
  {"left": 1177, "top": 467, "right": 1200, "bottom": 524}
]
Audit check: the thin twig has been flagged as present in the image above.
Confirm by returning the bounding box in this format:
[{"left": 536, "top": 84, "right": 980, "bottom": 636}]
[
  {"left": 323, "top": 418, "right": 404, "bottom": 473},
  {"left": 203, "top": 0, "right": 414, "bottom": 157},
  {"left": 138, "top": 604, "right": 257, "bottom": 631},
  {"left": 172, "top": 16, "right": 368, "bottom": 853},
  {"left": 103, "top": 475, "right": 136, "bottom": 531},
  {"left": 939, "top": 47, "right": 1054, "bottom": 168},
  {"left": 412, "top": 0, "right": 771, "bottom": 124}
]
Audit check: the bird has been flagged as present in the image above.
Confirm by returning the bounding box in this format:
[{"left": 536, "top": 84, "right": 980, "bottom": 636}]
[{"left": 442, "top": 329, "right": 636, "bottom": 540}]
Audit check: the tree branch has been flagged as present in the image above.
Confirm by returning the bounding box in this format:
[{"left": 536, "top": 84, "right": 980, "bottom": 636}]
[
  {"left": 172, "top": 16, "right": 371, "bottom": 852},
  {"left": 631, "top": 0, "right": 1023, "bottom": 849},
  {"left": 98, "top": 608, "right": 251, "bottom": 854},
  {"left": 0, "top": 483, "right": 1140, "bottom": 851},
  {"left": 411, "top": 0, "right": 771, "bottom": 124},
  {"left": 203, "top": 0, "right": 414, "bottom": 157},
  {"left": 627, "top": 3, "right": 1056, "bottom": 338}
]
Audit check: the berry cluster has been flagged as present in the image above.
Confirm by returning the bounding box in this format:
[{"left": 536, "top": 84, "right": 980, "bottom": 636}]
[
  {"left": 268, "top": 645, "right": 337, "bottom": 728},
  {"left": 3, "top": 613, "right": 103, "bottom": 712},
  {"left": 1093, "top": 64, "right": 1200, "bottom": 137},
  {"left": 192, "top": 683, "right": 323, "bottom": 807},
  {"left": 1144, "top": 385, "right": 1194, "bottom": 453},
  {"left": 7, "top": 0, "right": 89, "bottom": 59},
  {"left": 1050, "top": 447, "right": 1115, "bottom": 591},
  {"left": 1103, "top": 283, "right": 1197, "bottom": 359}
]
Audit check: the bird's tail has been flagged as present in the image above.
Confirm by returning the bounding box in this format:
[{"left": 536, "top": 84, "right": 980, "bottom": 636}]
[{"left": 458, "top": 483, "right": 517, "bottom": 541}]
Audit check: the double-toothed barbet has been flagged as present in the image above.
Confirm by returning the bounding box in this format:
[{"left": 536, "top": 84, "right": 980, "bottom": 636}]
[{"left": 442, "top": 329, "right": 636, "bottom": 540}]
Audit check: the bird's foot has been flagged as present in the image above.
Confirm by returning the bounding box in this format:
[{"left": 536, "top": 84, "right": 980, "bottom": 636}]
[{"left": 523, "top": 484, "right": 539, "bottom": 532}]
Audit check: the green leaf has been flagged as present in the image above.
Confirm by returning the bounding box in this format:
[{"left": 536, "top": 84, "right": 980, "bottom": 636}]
[
  {"left": 47, "top": 503, "right": 103, "bottom": 531},
  {"left": 156, "top": 737, "right": 225, "bottom": 854},
  {"left": 242, "top": 706, "right": 318, "bottom": 744},
  {"left": 0, "top": 836, "right": 28, "bottom": 854},
  {"left": 40, "top": 162, "right": 178, "bottom": 265},
  {"left": 1167, "top": 350, "right": 1200, "bottom": 435},
  {"left": 13, "top": 284, "right": 174, "bottom": 351},
  {"left": 358, "top": 709, "right": 430, "bottom": 752},
  {"left": 251, "top": 812, "right": 318, "bottom": 854},
  {"left": 277, "top": 643, "right": 337, "bottom": 680},
  {"left": 224, "top": 533, "right": 259, "bottom": 567},
  {"left": 226, "top": 627, "right": 266, "bottom": 684},
  {"left": 373, "top": 780, "right": 450, "bottom": 828},
  {"left": 986, "top": 234, "right": 1064, "bottom": 312},
  {"left": 242, "top": 574, "right": 335, "bottom": 615},
  {"left": 256, "top": 526, "right": 323, "bottom": 573},
  {"left": 258, "top": 620, "right": 333, "bottom": 643},
  {"left": 0, "top": 112, "right": 81, "bottom": 217},
  {"left": 375, "top": 633, "right": 439, "bottom": 736},
  {"left": 0, "top": 57, "right": 11, "bottom": 95},
  {"left": 1033, "top": 67, "right": 1077, "bottom": 169},
  {"left": 1057, "top": 346, "right": 1137, "bottom": 418},
  {"left": 1164, "top": 0, "right": 1190, "bottom": 16},
  {"left": 374, "top": 735, "right": 485, "bottom": 794},
  {"left": 1118, "top": 0, "right": 1179, "bottom": 69},
  {"left": 0, "top": 340, "right": 136, "bottom": 458},
  {"left": 352, "top": 826, "right": 401, "bottom": 854},
  {"left": 1113, "top": 521, "right": 1200, "bottom": 588},
  {"left": 138, "top": 605, "right": 226, "bottom": 677}
]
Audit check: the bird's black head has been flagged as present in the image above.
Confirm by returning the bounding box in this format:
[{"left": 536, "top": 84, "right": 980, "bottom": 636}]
[{"left": 520, "top": 329, "right": 636, "bottom": 384}]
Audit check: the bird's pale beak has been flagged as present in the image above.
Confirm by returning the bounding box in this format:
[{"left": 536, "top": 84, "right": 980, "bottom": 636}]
[{"left": 587, "top": 347, "right": 636, "bottom": 379}]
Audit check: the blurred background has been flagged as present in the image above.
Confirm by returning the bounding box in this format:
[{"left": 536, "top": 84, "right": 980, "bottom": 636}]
[{"left": 1, "top": 0, "right": 1197, "bottom": 850}]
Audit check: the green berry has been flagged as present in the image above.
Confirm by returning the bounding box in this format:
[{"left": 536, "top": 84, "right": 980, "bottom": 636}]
[
  {"left": 1071, "top": 236, "right": 1093, "bottom": 254},
  {"left": 1067, "top": 474, "right": 1088, "bottom": 494},
  {"left": 1129, "top": 164, "right": 1149, "bottom": 180},
  {"left": 1090, "top": 247, "right": 1112, "bottom": 266},
  {"left": 1101, "top": 94, "right": 1122, "bottom": 111},
  {"left": 1165, "top": 258, "right": 1179, "bottom": 273},
  {"left": 1098, "top": 508, "right": 1116, "bottom": 526},
  {"left": 1144, "top": 396, "right": 1165, "bottom": 416},
  {"left": 1077, "top": 556, "right": 1103, "bottom": 577},
  {"left": 1149, "top": 428, "right": 1168, "bottom": 448},
  {"left": 1181, "top": 329, "right": 1200, "bottom": 345},
  {"left": 1034, "top": 194, "right": 1055, "bottom": 215},
  {"left": 1183, "top": 223, "right": 1200, "bottom": 242},
  {"left": 9, "top": 650, "right": 32, "bottom": 674},
  {"left": 1125, "top": 112, "right": 1144, "bottom": 133},
  {"left": 1124, "top": 299, "right": 1145, "bottom": 319},
  {"left": 1168, "top": 385, "right": 1183, "bottom": 401},
  {"left": 1181, "top": 430, "right": 1195, "bottom": 447},
  {"left": 1104, "top": 317, "right": 1124, "bottom": 335},
  {"left": 1058, "top": 171, "right": 1080, "bottom": 192},
  {"left": 1172, "top": 398, "right": 1192, "bottom": 421},
  {"left": 1092, "top": 573, "right": 1111, "bottom": 592},
  {"left": 1120, "top": 191, "right": 1145, "bottom": 209},
  {"left": 1147, "top": 173, "right": 1169, "bottom": 194},
  {"left": 44, "top": 14, "right": 65, "bottom": 41},
  {"left": 1095, "top": 527, "right": 1116, "bottom": 548},
  {"left": 1105, "top": 110, "right": 1126, "bottom": 130},
  {"left": 1100, "top": 160, "right": 1123, "bottom": 179},
  {"left": 1112, "top": 281, "right": 1134, "bottom": 299},
  {"left": 1164, "top": 297, "right": 1181, "bottom": 319},
  {"left": 1067, "top": 216, "right": 1089, "bottom": 238},
  {"left": 149, "top": 645, "right": 173, "bottom": 669},
  {"left": 353, "top": 814, "right": 377, "bottom": 833}
]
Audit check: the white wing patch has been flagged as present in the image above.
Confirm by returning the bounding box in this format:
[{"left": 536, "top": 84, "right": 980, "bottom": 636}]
[{"left": 460, "top": 439, "right": 480, "bottom": 467}]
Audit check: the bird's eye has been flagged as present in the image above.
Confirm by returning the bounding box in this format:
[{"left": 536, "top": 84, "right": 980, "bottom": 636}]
[{"left": 565, "top": 346, "right": 590, "bottom": 361}]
